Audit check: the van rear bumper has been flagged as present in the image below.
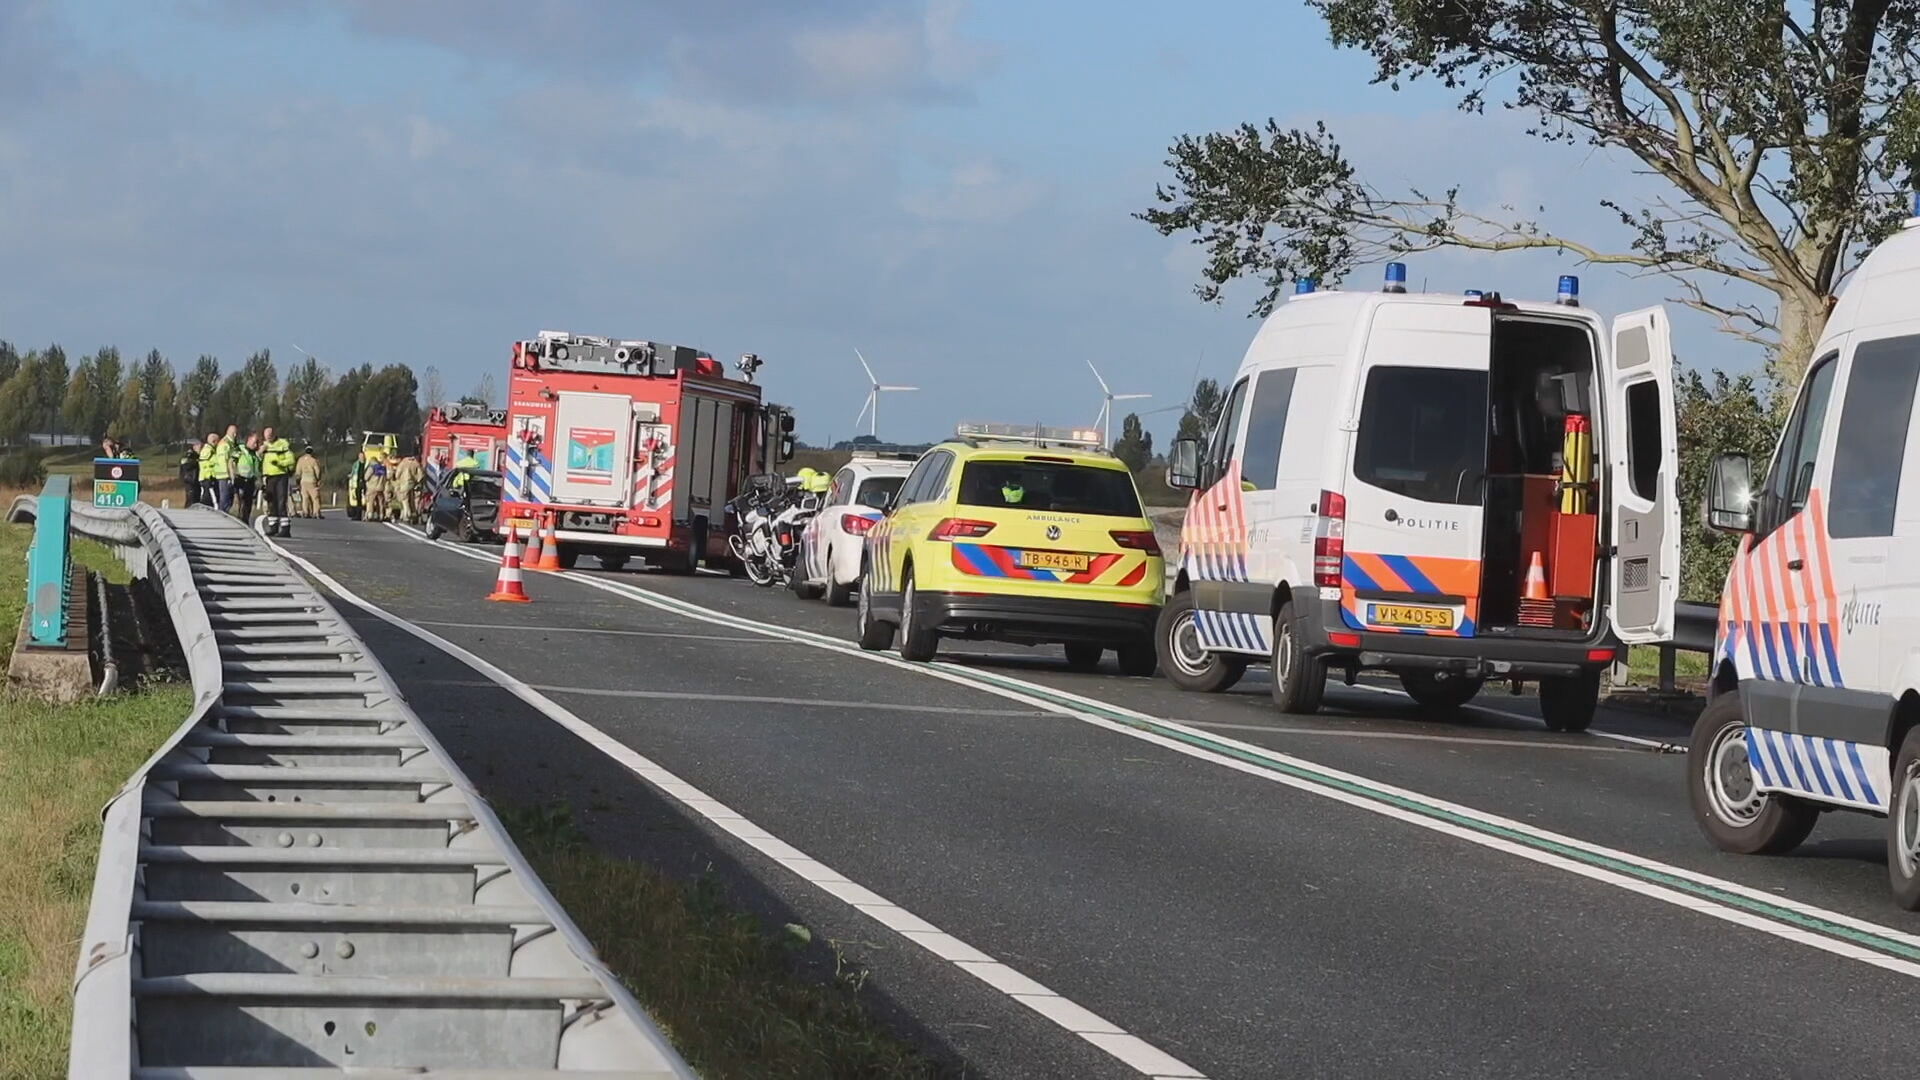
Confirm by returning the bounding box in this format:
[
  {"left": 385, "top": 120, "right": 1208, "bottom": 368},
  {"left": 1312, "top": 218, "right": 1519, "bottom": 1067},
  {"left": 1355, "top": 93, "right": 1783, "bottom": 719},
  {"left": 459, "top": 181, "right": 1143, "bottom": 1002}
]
[{"left": 1296, "top": 596, "right": 1613, "bottom": 679}]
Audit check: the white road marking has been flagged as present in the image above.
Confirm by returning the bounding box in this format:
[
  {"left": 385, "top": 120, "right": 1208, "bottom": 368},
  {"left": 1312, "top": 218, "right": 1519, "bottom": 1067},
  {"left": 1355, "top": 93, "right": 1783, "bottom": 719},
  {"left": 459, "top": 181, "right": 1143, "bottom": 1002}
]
[
  {"left": 1178, "top": 719, "right": 1637, "bottom": 753},
  {"left": 376, "top": 521, "right": 1920, "bottom": 978},
  {"left": 413, "top": 619, "right": 772, "bottom": 644},
  {"left": 1344, "top": 681, "right": 1687, "bottom": 752},
  {"left": 276, "top": 531, "right": 1208, "bottom": 1079},
  {"left": 531, "top": 684, "right": 1050, "bottom": 717}
]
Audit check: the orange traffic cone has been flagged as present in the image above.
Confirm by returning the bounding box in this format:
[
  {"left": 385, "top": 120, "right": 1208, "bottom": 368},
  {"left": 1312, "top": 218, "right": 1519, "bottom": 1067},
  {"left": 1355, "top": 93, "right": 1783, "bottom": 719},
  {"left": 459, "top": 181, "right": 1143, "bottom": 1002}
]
[
  {"left": 534, "top": 512, "right": 562, "bottom": 572},
  {"left": 1523, "top": 551, "right": 1549, "bottom": 601},
  {"left": 523, "top": 514, "right": 546, "bottom": 569},
  {"left": 1518, "top": 550, "right": 1554, "bottom": 627},
  {"left": 487, "top": 525, "right": 533, "bottom": 603}
]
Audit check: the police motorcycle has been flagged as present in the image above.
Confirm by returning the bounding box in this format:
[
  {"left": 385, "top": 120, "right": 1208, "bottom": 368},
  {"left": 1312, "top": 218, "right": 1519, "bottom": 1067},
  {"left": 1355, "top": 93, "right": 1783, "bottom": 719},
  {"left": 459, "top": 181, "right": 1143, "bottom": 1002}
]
[{"left": 727, "top": 470, "right": 826, "bottom": 588}]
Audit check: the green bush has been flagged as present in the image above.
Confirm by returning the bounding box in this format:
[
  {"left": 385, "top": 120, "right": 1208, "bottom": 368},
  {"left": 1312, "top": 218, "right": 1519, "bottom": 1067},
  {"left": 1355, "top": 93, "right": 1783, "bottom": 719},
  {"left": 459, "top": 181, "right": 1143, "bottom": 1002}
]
[{"left": 0, "top": 450, "right": 47, "bottom": 489}]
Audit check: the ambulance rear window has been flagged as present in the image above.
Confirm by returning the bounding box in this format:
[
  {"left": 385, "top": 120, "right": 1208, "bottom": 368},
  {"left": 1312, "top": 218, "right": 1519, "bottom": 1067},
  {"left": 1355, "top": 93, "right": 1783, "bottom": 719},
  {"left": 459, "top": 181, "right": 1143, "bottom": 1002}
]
[
  {"left": 1354, "top": 366, "right": 1489, "bottom": 506},
  {"left": 957, "top": 461, "right": 1142, "bottom": 517}
]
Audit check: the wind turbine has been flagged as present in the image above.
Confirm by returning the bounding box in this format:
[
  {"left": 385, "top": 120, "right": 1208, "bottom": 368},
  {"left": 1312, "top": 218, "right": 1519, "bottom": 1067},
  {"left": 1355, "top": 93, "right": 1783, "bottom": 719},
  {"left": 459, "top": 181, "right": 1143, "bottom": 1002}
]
[
  {"left": 853, "top": 349, "right": 918, "bottom": 439},
  {"left": 1088, "top": 359, "right": 1151, "bottom": 448}
]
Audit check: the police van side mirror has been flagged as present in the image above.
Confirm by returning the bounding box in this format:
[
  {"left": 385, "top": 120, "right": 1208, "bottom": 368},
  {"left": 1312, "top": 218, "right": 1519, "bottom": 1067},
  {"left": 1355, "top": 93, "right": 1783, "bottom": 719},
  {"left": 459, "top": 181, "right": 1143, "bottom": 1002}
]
[
  {"left": 1166, "top": 439, "right": 1202, "bottom": 490},
  {"left": 1705, "top": 452, "right": 1754, "bottom": 533}
]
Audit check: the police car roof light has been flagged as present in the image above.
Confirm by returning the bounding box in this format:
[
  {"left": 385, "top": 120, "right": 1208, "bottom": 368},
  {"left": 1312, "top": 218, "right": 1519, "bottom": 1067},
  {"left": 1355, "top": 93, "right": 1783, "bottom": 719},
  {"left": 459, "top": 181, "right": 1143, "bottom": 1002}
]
[
  {"left": 1557, "top": 275, "right": 1580, "bottom": 306},
  {"left": 1464, "top": 289, "right": 1484, "bottom": 298},
  {"left": 1383, "top": 262, "right": 1407, "bottom": 294}
]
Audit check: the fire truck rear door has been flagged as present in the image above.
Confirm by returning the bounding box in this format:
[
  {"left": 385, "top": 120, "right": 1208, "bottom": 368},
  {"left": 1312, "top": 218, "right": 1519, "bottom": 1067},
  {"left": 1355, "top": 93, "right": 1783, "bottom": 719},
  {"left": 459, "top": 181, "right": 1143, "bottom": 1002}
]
[{"left": 551, "top": 391, "right": 635, "bottom": 506}]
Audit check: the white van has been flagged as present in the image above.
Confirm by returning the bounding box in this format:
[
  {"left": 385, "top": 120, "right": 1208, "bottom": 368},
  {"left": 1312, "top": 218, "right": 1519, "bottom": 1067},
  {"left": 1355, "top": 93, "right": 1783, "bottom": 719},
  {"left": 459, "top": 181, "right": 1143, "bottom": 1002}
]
[
  {"left": 1687, "top": 215, "right": 1920, "bottom": 906},
  {"left": 1161, "top": 268, "right": 1680, "bottom": 732}
]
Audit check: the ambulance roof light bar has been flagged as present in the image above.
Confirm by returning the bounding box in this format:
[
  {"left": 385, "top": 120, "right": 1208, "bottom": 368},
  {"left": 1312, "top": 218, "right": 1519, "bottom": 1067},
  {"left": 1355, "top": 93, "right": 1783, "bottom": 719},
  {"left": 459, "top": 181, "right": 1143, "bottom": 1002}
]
[{"left": 955, "top": 422, "right": 1108, "bottom": 452}]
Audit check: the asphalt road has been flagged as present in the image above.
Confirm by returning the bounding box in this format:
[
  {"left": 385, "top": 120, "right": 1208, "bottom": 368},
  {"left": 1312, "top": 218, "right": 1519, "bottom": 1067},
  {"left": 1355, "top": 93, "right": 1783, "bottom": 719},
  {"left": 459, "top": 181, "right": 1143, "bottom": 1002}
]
[{"left": 269, "top": 516, "right": 1919, "bottom": 1079}]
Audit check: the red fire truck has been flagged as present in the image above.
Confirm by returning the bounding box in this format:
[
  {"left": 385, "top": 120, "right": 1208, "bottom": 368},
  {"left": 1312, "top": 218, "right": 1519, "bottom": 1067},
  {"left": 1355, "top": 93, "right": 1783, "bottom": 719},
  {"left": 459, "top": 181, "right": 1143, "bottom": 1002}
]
[
  {"left": 423, "top": 402, "right": 508, "bottom": 475},
  {"left": 500, "top": 331, "right": 793, "bottom": 572}
]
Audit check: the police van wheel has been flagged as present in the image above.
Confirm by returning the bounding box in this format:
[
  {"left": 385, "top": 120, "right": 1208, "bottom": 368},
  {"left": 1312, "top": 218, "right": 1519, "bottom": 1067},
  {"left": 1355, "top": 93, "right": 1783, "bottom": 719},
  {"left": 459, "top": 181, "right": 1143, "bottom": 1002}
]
[
  {"left": 1888, "top": 729, "right": 1920, "bottom": 908},
  {"left": 1155, "top": 591, "right": 1245, "bottom": 693},
  {"left": 1539, "top": 671, "right": 1600, "bottom": 732},
  {"left": 1270, "top": 601, "right": 1325, "bottom": 715},
  {"left": 856, "top": 561, "right": 893, "bottom": 652},
  {"left": 1687, "top": 693, "right": 1817, "bottom": 856},
  {"left": 897, "top": 569, "right": 940, "bottom": 663},
  {"left": 1400, "top": 671, "right": 1483, "bottom": 711}
]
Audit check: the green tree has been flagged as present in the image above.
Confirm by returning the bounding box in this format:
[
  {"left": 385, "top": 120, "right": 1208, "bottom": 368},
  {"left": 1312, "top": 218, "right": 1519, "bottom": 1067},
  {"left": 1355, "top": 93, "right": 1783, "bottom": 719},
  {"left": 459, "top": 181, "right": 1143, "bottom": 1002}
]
[
  {"left": 320, "top": 364, "right": 372, "bottom": 444},
  {"left": 91, "top": 347, "right": 123, "bottom": 439},
  {"left": 1113, "top": 412, "right": 1154, "bottom": 472},
  {"left": 62, "top": 355, "right": 97, "bottom": 440},
  {"left": 151, "top": 376, "right": 181, "bottom": 444},
  {"left": 111, "top": 376, "right": 146, "bottom": 445},
  {"left": 356, "top": 365, "right": 422, "bottom": 440},
  {"left": 1141, "top": 2, "right": 1920, "bottom": 383},
  {"left": 179, "top": 355, "right": 221, "bottom": 435},
  {"left": 281, "top": 356, "right": 331, "bottom": 443},
  {"left": 0, "top": 341, "right": 18, "bottom": 387},
  {"left": 241, "top": 349, "right": 279, "bottom": 431},
  {"left": 1677, "top": 368, "right": 1782, "bottom": 602},
  {"left": 31, "top": 346, "right": 70, "bottom": 441},
  {"left": 0, "top": 368, "right": 33, "bottom": 445},
  {"left": 210, "top": 372, "right": 250, "bottom": 431},
  {"left": 1176, "top": 378, "right": 1224, "bottom": 442}
]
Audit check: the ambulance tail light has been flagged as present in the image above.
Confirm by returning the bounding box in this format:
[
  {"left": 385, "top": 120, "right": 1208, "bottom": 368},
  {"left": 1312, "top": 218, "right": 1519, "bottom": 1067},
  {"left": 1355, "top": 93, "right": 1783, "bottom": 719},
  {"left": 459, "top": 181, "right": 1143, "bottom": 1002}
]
[
  {"left": 842, "top": 513, "right": 878, "bottom": 536},
  {"left": 1109, "top": 529, "right": 1162, "bottom": 556},
  {"left": 930, "top": 518, "right": 996, "bottom": 540},
  {"left": 1313, "top": 489, "right": 1346, "bottom": 588}
]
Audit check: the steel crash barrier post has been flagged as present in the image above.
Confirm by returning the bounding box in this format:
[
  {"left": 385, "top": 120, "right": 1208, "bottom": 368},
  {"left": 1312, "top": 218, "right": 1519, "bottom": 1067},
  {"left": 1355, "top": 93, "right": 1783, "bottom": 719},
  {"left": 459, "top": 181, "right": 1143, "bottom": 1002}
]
[{"left": 26, "top": 475, "right": 73, "bottom": 647}]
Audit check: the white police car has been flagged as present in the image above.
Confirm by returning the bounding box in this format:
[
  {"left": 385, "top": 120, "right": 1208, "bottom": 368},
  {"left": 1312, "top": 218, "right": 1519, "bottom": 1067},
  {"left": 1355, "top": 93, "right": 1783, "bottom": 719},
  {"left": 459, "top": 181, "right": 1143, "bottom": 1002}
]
[{"left": 792, "top": 454, "right": 916, "bottom": 605}]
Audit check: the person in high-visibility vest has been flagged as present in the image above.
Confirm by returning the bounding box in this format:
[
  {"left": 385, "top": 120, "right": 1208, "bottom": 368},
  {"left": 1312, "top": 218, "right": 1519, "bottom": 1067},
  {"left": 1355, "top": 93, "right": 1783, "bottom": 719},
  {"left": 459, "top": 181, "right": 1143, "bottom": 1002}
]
[
  {"left": 197, "top": 433, "right": 219, "bottom": 507},
  {"left": 260, "top": 426, "right": 296, "bottom": 537},
  {"left": 210, "top": 425, "right": 238, "bottom": 514},
  {"left": 233, "top": 432, "right": 261, "bottom": 522},
  {"left": 295, "top": 446, "right": 323, "bottom": 519}
]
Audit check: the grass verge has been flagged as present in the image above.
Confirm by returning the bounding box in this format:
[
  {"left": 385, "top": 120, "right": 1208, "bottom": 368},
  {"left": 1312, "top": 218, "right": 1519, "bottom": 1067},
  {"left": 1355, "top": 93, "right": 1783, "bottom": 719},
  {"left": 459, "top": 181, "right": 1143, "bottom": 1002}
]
[
  {"left": 1626, "top": 643, "right": 1709, "bottom": 681},
  {"left": 503, "top": 803, "right": 947, "bottom": 1080},
  {"left": 0, "top": 522, "right": 189, "bottom": 1079}
]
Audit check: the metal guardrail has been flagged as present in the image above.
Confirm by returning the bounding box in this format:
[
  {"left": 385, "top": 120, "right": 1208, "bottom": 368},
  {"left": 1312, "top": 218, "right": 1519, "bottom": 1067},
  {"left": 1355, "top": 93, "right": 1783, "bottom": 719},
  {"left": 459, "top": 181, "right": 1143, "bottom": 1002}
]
[{"left": 71, "top": 505, "right": 696, "bottom": 1077}]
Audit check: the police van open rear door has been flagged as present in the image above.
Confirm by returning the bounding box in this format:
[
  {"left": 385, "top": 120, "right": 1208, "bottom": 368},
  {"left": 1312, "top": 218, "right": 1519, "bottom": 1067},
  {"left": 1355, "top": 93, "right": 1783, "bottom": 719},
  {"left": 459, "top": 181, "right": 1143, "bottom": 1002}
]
[
  {"left": 550, "top": 391, "right": 635, "bottom": 507},
  {"left": 1605, "top": 307, "right": 1680, "bottom": 643}
]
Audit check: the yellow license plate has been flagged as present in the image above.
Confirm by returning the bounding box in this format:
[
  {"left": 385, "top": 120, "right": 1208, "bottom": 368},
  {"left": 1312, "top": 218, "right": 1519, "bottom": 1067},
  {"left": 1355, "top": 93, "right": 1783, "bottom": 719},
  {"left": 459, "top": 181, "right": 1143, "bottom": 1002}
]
[
  {"left": 1019, "top": 550, "right": 1090, "bottom": 572},
  {"left": 1368, "top": 603, "right": 1453, "bottom": 629}
]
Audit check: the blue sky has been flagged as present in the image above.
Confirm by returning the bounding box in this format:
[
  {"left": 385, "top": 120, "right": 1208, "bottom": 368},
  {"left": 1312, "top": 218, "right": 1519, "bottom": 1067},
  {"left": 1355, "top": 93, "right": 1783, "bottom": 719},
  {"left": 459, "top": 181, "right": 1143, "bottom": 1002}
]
[{"left": 1, "top": 0, "right": 1765, "bottom": 447}]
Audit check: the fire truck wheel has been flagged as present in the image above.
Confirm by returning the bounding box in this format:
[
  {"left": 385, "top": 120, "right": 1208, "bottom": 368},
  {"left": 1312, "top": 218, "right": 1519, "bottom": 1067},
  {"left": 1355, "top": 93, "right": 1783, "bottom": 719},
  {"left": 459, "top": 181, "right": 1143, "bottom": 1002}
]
[
  {"left": 856, "top": 561, "right": 893, "bottom": 651},
  {"left": 1155, "top": 591, "right": 1246, "bottom": 693},
  {"left": 1270, "top": 601, "right": 1326, "bottom": 715},
  {"left": 596, "top": 554, "right": 629, "bottom": 571},
  {"left": 1399, "top": 671, "right": 1483, "bottom": 711},
  {"left": 1539, "top": 670, "right": 1600, "bottom": 732},
  {"left": 554, "top": 546, "right": 578, "bottom": 570},
  {"left": 897, "top": 568, "right": 939, "bottom": 662},
  {"left": 1688, "top": 692, "right": 1817, "bottom": 856}
]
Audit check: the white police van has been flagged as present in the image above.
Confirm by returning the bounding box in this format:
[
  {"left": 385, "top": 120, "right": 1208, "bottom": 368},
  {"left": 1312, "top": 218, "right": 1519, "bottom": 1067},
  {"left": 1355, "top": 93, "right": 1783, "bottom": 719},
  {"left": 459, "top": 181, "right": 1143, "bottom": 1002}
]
[
  {"left": 1161, "top": 266, "right": 1679, "bottom": 731},
  {"left": 1688, "top": 210, "right": 1920, "bottom": 906}
]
